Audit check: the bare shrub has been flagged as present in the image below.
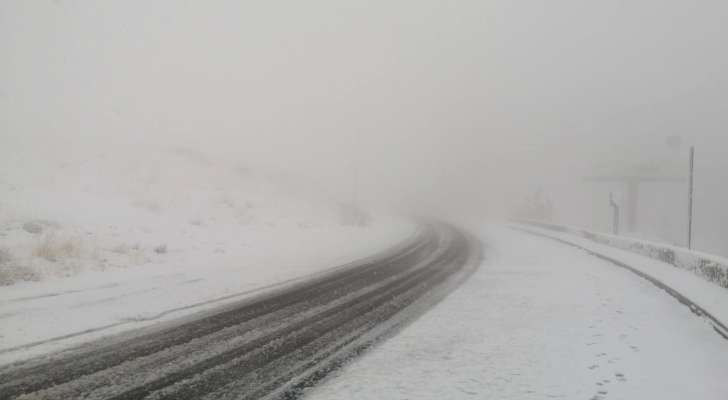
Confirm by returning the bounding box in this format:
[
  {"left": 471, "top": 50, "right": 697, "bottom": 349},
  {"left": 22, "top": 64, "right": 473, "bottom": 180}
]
[
  {"left": 32, "top": 234, "right": 82, "bottom": 262},
  {"left": 22, "top": 221, "right": 44, "bottom": 234},
  {"left": 132, "top": 200, "right": 163, "bottom": 214},
  {"left": 0, "top": 249, "right": 11, "bottom": 264},
  {"left": 154, "top": 244, "right": 167, "bottom": 254},
  {"left": 0, "top": 264, "right": 41, "bottom": 286},
  {"left": 0, "top": 250, "right": 40, "bottom": 285},
  {"left": 111, "top": 243, "right": 140, "bottom": 254},
  {"left": 111, "top": 243, "right": 130, "bottom": 254}
]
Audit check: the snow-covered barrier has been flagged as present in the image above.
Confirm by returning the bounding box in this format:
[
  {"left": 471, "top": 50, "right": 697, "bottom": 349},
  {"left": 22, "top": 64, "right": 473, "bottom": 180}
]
[{"left": 519, "top": 221, "right": 728, "bottom": 290}]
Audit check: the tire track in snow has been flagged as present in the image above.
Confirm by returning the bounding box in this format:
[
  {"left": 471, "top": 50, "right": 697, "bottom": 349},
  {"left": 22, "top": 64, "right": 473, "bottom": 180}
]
[{"left": 0, "top": 223, "right": 481, "bottom": 400}]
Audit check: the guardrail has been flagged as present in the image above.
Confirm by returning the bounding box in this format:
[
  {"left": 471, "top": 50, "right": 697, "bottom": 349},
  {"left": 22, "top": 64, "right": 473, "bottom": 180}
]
[{"left": 517, "top": 221, "right": 728, "bottom": 290}]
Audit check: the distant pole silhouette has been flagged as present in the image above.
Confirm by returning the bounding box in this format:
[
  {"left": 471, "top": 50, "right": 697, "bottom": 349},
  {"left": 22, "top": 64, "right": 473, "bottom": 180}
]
[
  {"left": 609, "top": 192, "right": 620, "bottom": 235},
  {"left": 688, "top": 146, "right": 695, "bottom": 249}
]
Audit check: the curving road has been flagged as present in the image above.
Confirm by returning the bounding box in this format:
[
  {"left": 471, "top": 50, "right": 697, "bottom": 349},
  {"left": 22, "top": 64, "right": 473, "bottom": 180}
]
[
  {"left": 308, "top": 226, "right": 728, "bottom": 400},
  {"left": 0, "top": 223, "right": 481, "bottom": 400}
]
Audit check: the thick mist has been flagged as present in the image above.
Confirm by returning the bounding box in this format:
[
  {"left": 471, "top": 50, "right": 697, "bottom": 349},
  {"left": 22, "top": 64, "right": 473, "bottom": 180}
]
[{"left": 2, "top": 1, "right": 727, "bottom": 253}]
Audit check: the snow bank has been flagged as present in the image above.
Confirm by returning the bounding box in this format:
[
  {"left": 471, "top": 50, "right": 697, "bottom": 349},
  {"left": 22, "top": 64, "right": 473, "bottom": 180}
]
[{"left": 519, "top": 221, "right": 728, "bottom": 290}]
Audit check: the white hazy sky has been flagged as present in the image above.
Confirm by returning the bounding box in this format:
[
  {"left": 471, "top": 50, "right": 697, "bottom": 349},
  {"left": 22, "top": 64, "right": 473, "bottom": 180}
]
[{"left": 2, "top": 1, "right": 727, "bottom": 250}]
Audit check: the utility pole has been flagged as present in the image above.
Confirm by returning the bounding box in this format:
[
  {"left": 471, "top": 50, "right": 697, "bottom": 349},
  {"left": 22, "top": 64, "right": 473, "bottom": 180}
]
[
  {"left": 688, "top": 146, "right": 695, "bottom": 249},
  {"left": 609, "top": 192, "right": 620, "bottom": 235},
  {"left": 352, "top": 162, "right": 359, "bottom": 207}
]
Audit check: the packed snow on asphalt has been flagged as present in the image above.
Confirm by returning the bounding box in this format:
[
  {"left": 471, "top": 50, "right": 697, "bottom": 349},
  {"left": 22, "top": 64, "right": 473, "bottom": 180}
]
[{"left": 309, "top": 226, "right": 728, "bottom": 400}]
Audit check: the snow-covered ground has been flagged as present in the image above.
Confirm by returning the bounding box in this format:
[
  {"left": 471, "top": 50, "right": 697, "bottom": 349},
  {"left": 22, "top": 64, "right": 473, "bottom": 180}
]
[
  {"left": 0, "top": 138, "right": 414, "bottom": 364},
  {"left": 309, "top": 226, "right": 728, "bottom": 400},
  {"left": 512, "top": 223, "right": 728, "bottom": 331},
  {"left": 517, "top": 221, "right": 728, "bottom": 290}
]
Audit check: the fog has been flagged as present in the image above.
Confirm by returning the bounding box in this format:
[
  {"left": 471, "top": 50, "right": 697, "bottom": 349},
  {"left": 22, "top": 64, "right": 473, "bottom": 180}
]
[{"left": 2, "top": 1, "right": 727, "bottom": 253}]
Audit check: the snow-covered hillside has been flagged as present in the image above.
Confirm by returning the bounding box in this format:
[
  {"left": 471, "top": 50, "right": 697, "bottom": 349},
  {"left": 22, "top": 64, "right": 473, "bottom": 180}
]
[
  {"left": 0, "top": 138, "right": 414, "bottom": 363},
  {"left": 0, "top": 138, "right": 407, "bottom": 286}
]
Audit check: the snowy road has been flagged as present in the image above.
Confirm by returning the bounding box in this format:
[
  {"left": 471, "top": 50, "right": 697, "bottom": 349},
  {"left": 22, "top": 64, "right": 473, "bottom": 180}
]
[
  {"left": 309, "top": 226, "right": 728, "bottom": 400},
  {"left": 0, "top": 221, "right": 414, "bottom": 365},
  {"left": 2, "top": 224, "right": 726, "bottom": 400},
  {"left": 0, "top": 223, "right": 480, "bottom": 400}
]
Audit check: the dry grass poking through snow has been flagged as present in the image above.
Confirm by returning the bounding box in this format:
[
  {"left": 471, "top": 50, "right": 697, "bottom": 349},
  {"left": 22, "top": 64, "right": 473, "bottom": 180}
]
[
  {"left": 0, "top": 144, "right": 386, "bottom": 286},
  {"left": 32, "top": 234, "right": 82, "bottom": 262},
  {"left": 0, "top": 248, "right": 41, "bottom": 286}
]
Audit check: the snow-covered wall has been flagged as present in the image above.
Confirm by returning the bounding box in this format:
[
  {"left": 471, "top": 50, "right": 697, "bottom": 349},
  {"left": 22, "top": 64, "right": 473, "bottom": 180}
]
[{"left": 520, "top": 221, "right": 728, "bottom": 290}]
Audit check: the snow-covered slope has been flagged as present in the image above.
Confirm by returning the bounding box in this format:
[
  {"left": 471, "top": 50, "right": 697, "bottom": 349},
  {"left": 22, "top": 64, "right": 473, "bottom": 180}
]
[
  {"left": 0, "top": 138, "right": 414, "bottom": 363},
  {"left": 0, "top": 138, "right": 403, "bottom": 285}
]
